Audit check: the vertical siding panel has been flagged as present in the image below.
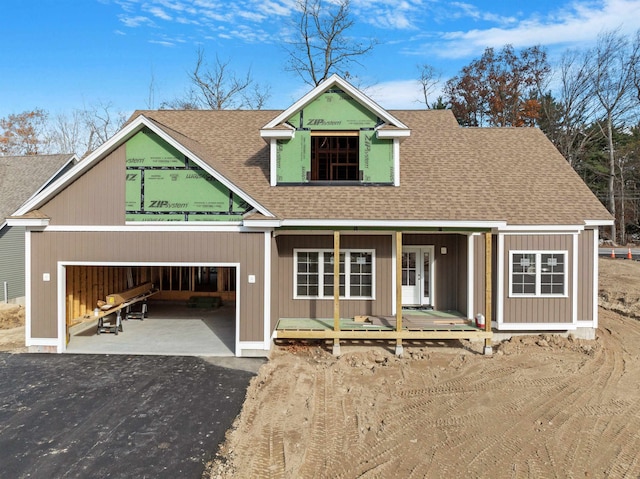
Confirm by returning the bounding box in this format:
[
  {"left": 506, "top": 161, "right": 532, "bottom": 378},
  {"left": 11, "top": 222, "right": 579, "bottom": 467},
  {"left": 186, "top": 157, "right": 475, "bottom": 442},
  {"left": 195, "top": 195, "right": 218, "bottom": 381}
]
[{"left": 504, "top": 234, "right": 572, "bottom": 325}]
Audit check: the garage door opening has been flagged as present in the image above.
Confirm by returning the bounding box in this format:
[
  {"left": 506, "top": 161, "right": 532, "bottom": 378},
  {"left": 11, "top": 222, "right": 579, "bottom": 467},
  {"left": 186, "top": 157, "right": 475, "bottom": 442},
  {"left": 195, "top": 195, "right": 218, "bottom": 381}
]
[{"left": 61, "top": 264, "right": 239, "bottom": 356}]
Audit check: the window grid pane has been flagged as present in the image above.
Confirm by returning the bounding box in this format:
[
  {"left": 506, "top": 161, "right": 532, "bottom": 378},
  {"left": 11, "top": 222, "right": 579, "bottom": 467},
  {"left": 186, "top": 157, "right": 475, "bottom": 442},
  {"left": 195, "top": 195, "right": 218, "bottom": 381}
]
[
  {"left": 512, "top": 253, "right": 536, "bottom": 295},
  {"left": 540, "top": 253, "right": 565, "bottom": 295},
  {"left": 349, "top": 252, "right": 373, "bottom": 297},
  {"left": 297, "top": 252, "right": 319, "bottom": 297}
]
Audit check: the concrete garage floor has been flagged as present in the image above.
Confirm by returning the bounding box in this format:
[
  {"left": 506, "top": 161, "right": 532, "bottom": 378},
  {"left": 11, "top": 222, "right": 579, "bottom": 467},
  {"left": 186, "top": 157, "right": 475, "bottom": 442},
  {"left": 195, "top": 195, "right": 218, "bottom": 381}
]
[{"left": 66, "top": 301, "right": 236, "bottom": 356}]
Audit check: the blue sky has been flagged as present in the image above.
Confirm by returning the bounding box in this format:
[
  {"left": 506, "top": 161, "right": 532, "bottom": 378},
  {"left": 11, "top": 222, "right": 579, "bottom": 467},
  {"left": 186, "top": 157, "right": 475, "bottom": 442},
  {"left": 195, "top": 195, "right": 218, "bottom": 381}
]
[{"left": 1, "top": 0, "right": 640, "bottom": 119}]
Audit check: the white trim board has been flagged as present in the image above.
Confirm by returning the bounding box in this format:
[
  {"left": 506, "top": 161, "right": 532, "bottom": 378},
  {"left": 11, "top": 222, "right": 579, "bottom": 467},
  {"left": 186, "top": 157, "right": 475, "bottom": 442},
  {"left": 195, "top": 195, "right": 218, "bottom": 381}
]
[{"left": 495, "top": 322, "right": 577, "bottom": 331}]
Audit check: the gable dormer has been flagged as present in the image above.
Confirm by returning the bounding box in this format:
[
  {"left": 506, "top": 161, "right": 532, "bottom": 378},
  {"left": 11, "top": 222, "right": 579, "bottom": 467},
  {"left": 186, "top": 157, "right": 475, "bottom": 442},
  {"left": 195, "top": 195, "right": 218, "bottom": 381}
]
[{"left": 260, "top": 75, "right": 410, "bottom": 187}]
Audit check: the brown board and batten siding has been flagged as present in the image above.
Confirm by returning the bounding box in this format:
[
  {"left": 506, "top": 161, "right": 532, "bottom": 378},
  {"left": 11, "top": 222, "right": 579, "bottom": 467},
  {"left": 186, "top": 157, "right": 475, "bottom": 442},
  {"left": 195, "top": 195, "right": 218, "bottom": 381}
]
[
  {"left": 577, "top": 229, "right": 595, "bottom": 322},
  {"left": 29, "top": 231, "right": 265, "bottom": 341},
  {"left": 41, "top": 145, "right": 126, "bottom": 226},
  {"left": 502, "top": 234, "right": 572, "bottom": 324},
  {"left": 275, "top": 234, "right": 393, "bottom": 319}
]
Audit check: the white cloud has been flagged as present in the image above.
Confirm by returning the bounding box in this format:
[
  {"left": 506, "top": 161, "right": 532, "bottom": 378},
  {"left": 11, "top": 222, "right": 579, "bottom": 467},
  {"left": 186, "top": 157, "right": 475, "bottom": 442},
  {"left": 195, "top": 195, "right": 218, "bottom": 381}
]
[
  {"left": 146, "top": 6, "right": 172, "bottom": 21},
  {"left": 430, "top": 0, "right": 640, "bottom": 58},
  {"left": 149, "top": 39, "right": 175, "bottom": 47},
  {"left": 364, "top": 79, "right": 437, "bottom": 109},
  {"left": 119, "top": 14, "right": 154, "bottom": 27}
]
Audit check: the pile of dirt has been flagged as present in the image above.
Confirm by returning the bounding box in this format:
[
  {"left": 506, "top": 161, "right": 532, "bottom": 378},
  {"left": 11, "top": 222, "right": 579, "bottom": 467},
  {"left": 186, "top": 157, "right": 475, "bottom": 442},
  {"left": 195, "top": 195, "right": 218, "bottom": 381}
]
[
  {"left": 206, "top": 258, "right": 640, "bottom": 478},
  {"left": 599, "top": 258, "right": 640, "bottom": 318},
  {"left": 0, "top": 303, "right": 25, "bottom": 329}
]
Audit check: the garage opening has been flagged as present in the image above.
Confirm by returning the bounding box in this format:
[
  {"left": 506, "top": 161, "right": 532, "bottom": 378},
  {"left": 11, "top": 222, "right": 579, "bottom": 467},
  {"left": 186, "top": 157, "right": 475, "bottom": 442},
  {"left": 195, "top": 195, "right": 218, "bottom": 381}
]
[{"left": 62, "top": 264, "right": 238, "bottom": 356}]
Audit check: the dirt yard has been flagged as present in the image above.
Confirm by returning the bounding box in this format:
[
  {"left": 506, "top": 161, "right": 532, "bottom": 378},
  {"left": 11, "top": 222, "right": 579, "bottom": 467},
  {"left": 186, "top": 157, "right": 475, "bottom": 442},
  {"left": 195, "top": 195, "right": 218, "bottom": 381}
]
[
  {"left": 2, "top": 259, "right": 640, "bottom": 477},
  {"left": 0, "top": 303, "right": 26, "bottom": 352},
  {"left": 205, "top": 258, "right": 640, "bottom": 478}
]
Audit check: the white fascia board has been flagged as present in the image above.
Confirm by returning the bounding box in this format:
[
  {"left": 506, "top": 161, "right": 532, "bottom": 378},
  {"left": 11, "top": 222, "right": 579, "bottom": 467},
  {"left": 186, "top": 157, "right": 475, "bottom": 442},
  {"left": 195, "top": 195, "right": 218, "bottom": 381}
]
[
  {"left": 259, "top": 128, "right": 295, "bottom": 139},
  {"left": 280, "top": 219, "right": 506, "bottom": 228},
  {"left": 262, "top": 74, "right": 409, "bottom": 131},
  {"left": 584, "top": 219, "right": 614, "bottom": 226},
  {"left": 499, "top": 224, "right": 584, "bottom": 233},
  {"left": 44, "top": 224, "right": 259, "bottom": 232},
  {"left": 243, "top": 219, "right": 282, "bottom": 228},
  {"left": 6, "top": 218, "right": 50, "bottom": 227},
  {"left": 376, "top": 129, "right": 411, "bottom": 139}
]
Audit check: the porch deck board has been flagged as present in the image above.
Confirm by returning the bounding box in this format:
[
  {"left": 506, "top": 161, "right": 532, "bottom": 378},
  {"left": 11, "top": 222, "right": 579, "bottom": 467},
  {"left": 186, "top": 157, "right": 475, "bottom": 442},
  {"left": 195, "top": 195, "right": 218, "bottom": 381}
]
[
  {"left": 276, "top": 318, "right": 393, "bottom": 332},
  {"left": 276, "top": 311, "right": 483, "bottom": 333}
]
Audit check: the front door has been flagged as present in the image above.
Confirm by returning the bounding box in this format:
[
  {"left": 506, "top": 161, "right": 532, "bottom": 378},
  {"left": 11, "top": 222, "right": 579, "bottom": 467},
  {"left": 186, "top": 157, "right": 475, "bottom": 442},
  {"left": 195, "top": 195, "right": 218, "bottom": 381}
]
[{"left": 401, "top": 246, "right": 434, "bottom": 306}]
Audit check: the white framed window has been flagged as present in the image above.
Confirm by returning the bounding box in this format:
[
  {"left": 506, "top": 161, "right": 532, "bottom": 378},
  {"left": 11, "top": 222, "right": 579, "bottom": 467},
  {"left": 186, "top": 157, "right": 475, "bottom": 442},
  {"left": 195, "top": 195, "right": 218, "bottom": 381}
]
[
  {"left": 294, "top": 249, "right": 375, "bottom": 299},
  {"left": 509, "top": 251, "right": 567, "bottom": 297}
]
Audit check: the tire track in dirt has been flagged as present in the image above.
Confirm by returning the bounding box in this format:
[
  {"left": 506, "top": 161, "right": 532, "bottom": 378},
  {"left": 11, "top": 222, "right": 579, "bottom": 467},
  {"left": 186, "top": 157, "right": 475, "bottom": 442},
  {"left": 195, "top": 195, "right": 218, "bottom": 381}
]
[{"left": 211, "top": 309, "right": 640, "bottom": 478}]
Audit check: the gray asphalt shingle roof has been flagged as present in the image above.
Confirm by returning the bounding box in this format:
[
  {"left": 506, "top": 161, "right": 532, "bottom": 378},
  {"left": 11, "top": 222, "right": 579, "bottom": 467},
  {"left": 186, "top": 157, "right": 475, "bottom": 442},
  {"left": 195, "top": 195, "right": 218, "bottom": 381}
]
[
  {"left": 129, "top": 109, "right": 610, "bottom": 225},
  {"left": 0, "top": 154, "right": 75, "bottom": 224}
]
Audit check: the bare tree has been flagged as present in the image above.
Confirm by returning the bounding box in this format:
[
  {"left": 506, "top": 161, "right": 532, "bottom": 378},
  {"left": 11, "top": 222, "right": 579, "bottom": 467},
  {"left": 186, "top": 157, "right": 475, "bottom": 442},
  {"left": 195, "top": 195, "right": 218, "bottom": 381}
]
[
  {"left": 82, "top": 102, "right": 127, "bottom": 156},
  {"left": 285, "top": 0, "right": 377, "bottom": 86},
  {"left": 590, "top": 30, "right": 640, "bottom": 243},
  {"left": 416, "top": 64, "right": 441, "bottom": 109},
  {"left": 538, "top": 49, "right": 599, "bottom": 168},
  {"left": 163, "top": 49, "right": 270, "bottom": 110},
  {"left": 46, "top": 110, "right": 84, "bottom": 155},
  {"left": 47, "top": 102, "right": 126, "bottom": 157}
]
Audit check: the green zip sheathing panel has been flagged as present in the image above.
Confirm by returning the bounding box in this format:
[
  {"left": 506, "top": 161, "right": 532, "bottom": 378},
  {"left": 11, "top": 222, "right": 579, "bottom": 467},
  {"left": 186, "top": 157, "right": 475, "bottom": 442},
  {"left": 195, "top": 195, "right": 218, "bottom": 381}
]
[
  {"left": 277, "top": 90, "right": 394, "bottom": 184},
  {"left": 125, "top": 129, "right": 250, "bottom": 221},
  {"left": 290, "top": 91, "right": 378, "bottom": 130},
  {"left": 359, "top": 130, "right": 393, "bottom": 183},
  {"left": 277, "top": 130, "right": 310, "bottom": 183}
]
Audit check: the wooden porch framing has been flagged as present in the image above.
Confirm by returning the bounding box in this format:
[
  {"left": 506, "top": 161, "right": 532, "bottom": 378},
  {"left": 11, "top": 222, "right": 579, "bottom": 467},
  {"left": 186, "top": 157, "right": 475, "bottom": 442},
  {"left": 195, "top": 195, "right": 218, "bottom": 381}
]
[{"left": 274, "top": 231, "right": 494, "bottom": 355}]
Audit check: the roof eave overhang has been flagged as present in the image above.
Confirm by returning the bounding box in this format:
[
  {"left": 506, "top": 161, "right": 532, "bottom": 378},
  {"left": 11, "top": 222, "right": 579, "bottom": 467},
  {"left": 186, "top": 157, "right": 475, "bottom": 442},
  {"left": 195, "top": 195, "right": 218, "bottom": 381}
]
[
  {"left": 6, "top": 217, "right": 50, "bottom": 228},
  {"left": 259, "top": 129, "right": 295, "bottom": 140},
  {"left": 243, "top": 219, "right": 283, "bottom": 228},
  {"left": 585, "top": 219, "right": 614, "bottom": 227},
  {"left": 375, "top": 129, "right": 411, "bottom": 140}
]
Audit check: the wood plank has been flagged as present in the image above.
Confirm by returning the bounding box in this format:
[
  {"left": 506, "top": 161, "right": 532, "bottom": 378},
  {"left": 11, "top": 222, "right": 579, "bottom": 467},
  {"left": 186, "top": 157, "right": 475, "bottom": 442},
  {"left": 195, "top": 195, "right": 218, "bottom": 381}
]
[
  {"left": 333, "top": 231, "right": 340, "bottom": 332},
  {"left": 396, "top": 232, "right": 402, "bottom": 332},
  {"left": 72, "top": 266, "right": 80, "bottom": 320},
  {"left": 485, "top": 232, "right": 492, "bottom": 348},
  {"left": 274, "top": 330, "right": 493, "bottom": 340},
  {"left": 106, "top": 282, "right": 154, "bottom": 305}
]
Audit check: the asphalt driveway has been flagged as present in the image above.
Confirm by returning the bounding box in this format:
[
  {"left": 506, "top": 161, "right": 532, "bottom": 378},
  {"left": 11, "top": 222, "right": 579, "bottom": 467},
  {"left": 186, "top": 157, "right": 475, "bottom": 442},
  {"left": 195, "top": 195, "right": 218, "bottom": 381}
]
[{"left": 0, "top": 353, "right": 262, "bottom": 479}]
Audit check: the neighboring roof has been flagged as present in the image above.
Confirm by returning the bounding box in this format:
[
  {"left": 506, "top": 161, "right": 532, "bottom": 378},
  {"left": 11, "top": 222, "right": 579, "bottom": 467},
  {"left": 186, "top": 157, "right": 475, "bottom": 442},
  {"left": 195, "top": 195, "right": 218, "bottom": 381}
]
[
  {"left": 0, "top": 154, "right": 76, "bottom": 226},
  {"left": 127, "top": 108, "right": 611, "bottom": 226}
]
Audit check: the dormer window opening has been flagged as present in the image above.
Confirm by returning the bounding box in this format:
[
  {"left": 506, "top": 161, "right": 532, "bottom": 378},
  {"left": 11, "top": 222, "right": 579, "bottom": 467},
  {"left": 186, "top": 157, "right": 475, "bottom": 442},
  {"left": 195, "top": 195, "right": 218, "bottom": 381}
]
[{"left": 311, "top": 131, "right": 359, "bottom": 181}]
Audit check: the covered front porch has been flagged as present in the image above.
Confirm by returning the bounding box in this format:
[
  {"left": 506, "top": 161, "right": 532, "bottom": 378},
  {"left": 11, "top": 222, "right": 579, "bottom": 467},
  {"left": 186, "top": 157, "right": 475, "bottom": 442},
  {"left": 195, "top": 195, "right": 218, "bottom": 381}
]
[{"left": 273, "top": 230, "right": 494, "bottom": 355}]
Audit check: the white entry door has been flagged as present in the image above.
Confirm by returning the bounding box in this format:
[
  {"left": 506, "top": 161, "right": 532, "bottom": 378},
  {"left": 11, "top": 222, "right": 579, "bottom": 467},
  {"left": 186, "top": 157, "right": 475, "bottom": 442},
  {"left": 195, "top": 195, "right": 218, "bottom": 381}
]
[{"left": 401, "top": 246, "right": 434, "bottom": 306}]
